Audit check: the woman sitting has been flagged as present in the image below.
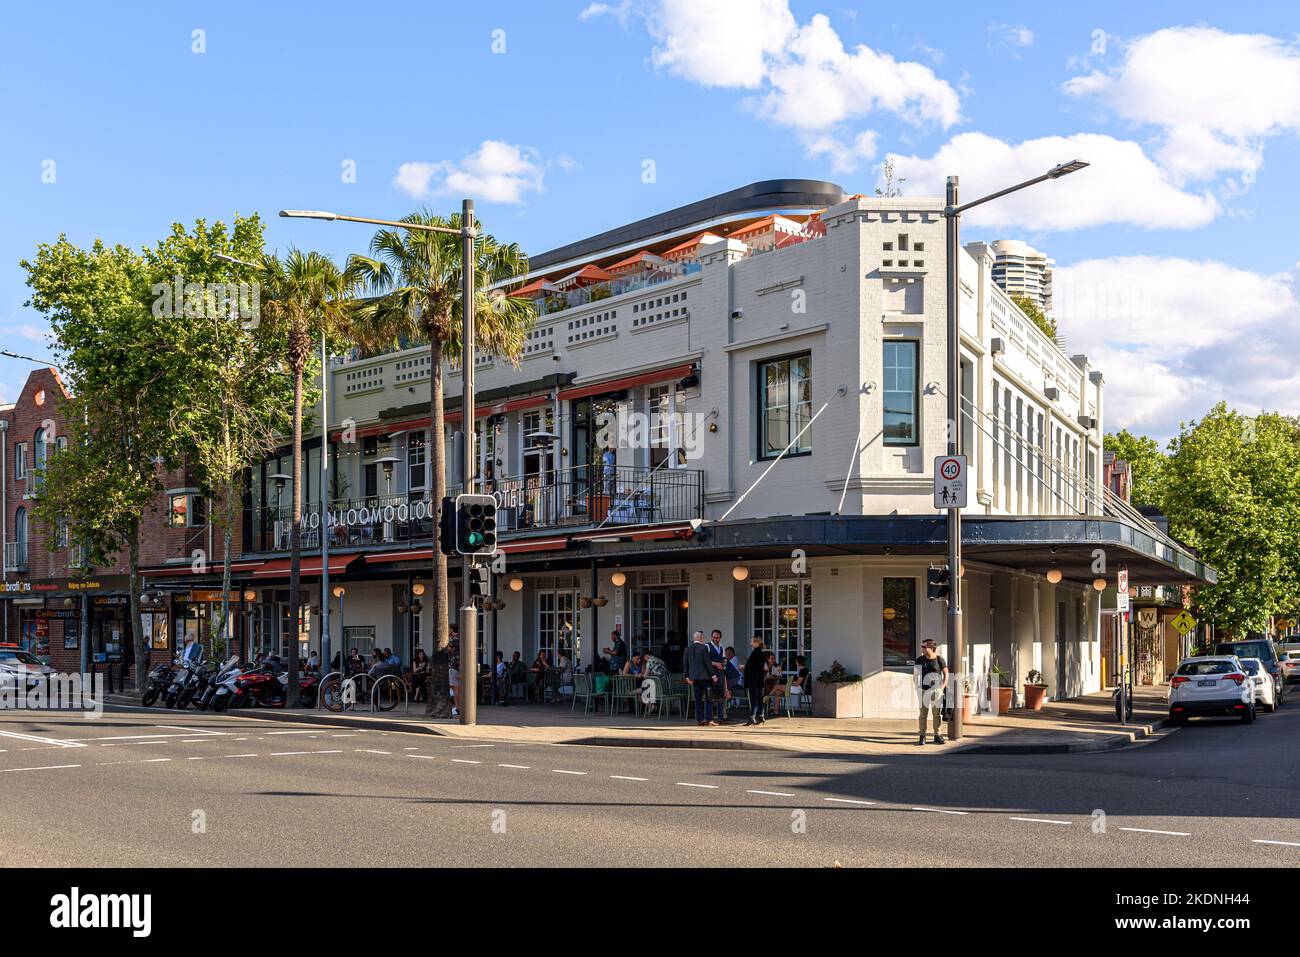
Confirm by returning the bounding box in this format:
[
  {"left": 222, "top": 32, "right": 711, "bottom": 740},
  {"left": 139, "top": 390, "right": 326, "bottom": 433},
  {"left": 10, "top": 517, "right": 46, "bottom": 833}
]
[{"left": 410, "top": 648, "right": 429, "bottom": 702}]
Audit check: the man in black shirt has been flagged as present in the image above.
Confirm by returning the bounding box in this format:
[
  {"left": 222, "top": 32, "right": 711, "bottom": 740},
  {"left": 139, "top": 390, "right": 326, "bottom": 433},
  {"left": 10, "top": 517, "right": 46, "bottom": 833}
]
[
  {"left": 742, "top": 637, "right": 768, "bottom": 726},
  {"left": 915, "top": 638, "right": 948, "bottom": 745}
]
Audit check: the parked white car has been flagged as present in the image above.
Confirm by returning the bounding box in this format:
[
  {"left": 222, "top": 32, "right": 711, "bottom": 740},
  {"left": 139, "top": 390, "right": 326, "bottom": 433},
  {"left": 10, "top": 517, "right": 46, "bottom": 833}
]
[
  {"left": 1168, "top": 656, "right": 1256, "bottom": 724},
  {"left": 1279, "top": 642, "right": 1300, "bottom": 685},
  {"left": 1238, "top": 657, "right": 1279, "bottom": 713}
]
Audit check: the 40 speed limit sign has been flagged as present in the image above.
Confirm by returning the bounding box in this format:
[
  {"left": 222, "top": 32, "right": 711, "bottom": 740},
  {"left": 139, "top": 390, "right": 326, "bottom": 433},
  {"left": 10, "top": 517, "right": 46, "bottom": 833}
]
[{"left": 933, "top": 455, "right": 968, "bottom": 509}]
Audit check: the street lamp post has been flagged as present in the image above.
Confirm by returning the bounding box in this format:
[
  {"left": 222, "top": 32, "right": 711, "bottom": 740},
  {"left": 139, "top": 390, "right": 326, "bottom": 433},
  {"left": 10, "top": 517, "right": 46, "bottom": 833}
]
[
  {"left": 281, "top": 201, "right": 481, "bottom": 725},
  {"left": 942, "top": 159, "right": 1088, "bottom": 741}
]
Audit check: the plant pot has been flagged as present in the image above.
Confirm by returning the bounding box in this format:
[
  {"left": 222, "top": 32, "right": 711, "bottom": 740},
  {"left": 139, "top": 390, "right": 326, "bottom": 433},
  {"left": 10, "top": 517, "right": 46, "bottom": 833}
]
[
  {"left": 812, "top": 680, "right": 862, "bottom": 718},
  {"left": 962, "top": 693, "right": 979, "bottom": 720},
  {"left": 1023, "top": 684, "right": 1047, "bottom": 711},
  {"left": 995, "top": 685, "right": 1014, "bottom": 715}
]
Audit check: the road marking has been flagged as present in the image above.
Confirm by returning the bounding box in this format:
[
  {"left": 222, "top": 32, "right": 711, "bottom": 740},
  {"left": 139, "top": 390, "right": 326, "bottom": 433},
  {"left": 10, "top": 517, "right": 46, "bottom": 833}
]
[
  {"left": 823, "top": 797, "right": 875, "bottom": 806},
  {"left": 180, "top": 739, "right": 210, "bottom": 743},
  {"left": 407, "top": 754, "right": 436, "bottom": 760},
  {"left": 1119, "top": 827, "right": 1189, "bottom": 837},
  {"left": 268, "top": 750, "right": 343, "bottom": 756},
  {"left": 402, "top": 747, "right": 419, "bottom": 751},
  {"left": 100, "top": 740, "right": 169, "bottom": 747},
  {"left": 143, "top": 758, "right": 171, "bottom": 763},
  {"left": 356, "top": 749, "right": 392, "bottom": 755},
  {"left": 0, "top": 729, "right": 85, "bottom": 749},
  {"left": 331, "top": 734, "right": 359, "bottom": 738},
  {"left": 499, "top": 764, "right": 531, "bottom": 769},
  {"left": 552, "top": 769, "right": 587, "bottom": 775},
  {"left": 1010, "top": 817, "right": 1072, "bottom": 826},
  {"left": 452, "top": 744, "right": 495, "bottom": 749},
  {"left": 676, "top": 782, "right": 718, "bottom": 789},
  {"left": 1252, "top": 839, "right": 1300, "bottom": 847},
  {"left": 610, "top": 775, "right": 647, "bottom": 781},
  {"left": 0, "top": 763, "right": 81, "bottom": 773},
  {"left": 747, "top": 789, "right": 795, "bottom": 797},
  {"left": 266, "top": 730, "right": 328, "bottom": 735},
  {"left": 155, "top": 725, "right": 223, "bottom": 735},
  {"left": 912, "top": 807, "right": 968, "bottom": 815},
  {"left": 451, "top": 759, "right": 481, "bottom": 764}
]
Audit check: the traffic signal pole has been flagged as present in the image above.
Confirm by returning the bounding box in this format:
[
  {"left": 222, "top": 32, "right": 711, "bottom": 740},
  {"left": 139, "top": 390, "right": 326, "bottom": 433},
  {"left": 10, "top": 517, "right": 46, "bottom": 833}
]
[
  {"left": 945, "top": 176, "right": 965, "bottom": 742},
  {"left": 460, "top": 198, "right": 478, "bottom": 727}
]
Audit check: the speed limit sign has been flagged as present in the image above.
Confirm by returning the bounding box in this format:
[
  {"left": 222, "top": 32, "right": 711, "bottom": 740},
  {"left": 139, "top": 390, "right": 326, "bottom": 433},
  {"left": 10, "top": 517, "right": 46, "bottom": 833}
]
[{"left": 933, "top": 455, "right": 968, "bottom": 509}]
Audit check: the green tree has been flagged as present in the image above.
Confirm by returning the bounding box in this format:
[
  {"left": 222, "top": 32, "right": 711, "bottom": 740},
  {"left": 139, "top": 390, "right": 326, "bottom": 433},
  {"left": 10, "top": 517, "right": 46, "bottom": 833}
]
[
  {"left": 258, "top": 250, "right": 356, "bottom": 704},
  {"left": 22, "top": 238, "right": 184, "bottom": 690},
  {"left": 1162, "top": 404, "right": 1300, "bottom": 634},
  {"left": 1010, "top": 293, "right": 1057, "bottom": 340},
  {"left": 144, "top": 216, "right": 293, "bottom": 658},
  {"left": 1103, "top": 428, "right": 1168, "bottom": 508},
  {"left": 347, "top": 211, "right": 535, "bottom": 717}
]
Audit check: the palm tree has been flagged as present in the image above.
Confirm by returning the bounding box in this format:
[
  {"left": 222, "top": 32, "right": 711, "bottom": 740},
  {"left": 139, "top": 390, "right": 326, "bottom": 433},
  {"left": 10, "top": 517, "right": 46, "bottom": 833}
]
[
  {"left": 258, "top": 249, "right": 356, "bottom": 706},
  {"left": 347, "top": 210, "right": 535, "bottom": 717}
]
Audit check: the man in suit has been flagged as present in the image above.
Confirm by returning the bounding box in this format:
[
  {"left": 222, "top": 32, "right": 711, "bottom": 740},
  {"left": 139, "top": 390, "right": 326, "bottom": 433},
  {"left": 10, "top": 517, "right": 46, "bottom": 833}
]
[{"left": 684, "top": 631, "right": 718, "bottom": 726}]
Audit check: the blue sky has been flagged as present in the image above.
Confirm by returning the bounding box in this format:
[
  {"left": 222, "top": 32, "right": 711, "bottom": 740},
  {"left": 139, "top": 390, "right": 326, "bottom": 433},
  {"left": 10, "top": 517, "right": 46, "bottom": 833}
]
[{"left": 2, "top": 1, "right": 1298, "bottom": 441}]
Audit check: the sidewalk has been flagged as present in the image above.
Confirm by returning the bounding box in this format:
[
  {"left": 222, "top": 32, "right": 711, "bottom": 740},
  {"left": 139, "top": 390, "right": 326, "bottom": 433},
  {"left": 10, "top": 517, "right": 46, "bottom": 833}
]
[{"left": 110, "top": 685, "right": 1173, "bottom": 756}]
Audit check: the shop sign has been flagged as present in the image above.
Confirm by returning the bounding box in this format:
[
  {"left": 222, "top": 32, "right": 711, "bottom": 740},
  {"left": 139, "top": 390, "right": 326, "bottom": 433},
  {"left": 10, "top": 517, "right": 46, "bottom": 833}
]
[
  {"left": 187, "top": 590, "right": 242, "bottom": 603},
  {"left": 1, "top": 581, "right": 32, "bottom": 594},
  {"left": 311, "top": 497, "right": 436, "bottom": 532},
  {"left": 93, "top": 595, "right": 129, "bottom": 607},
  {"left": 68, "top": 580, "right": 102, "bottom": 591},
  {"left": 35, "top": 609, "right": 78, "bottom": 620}
]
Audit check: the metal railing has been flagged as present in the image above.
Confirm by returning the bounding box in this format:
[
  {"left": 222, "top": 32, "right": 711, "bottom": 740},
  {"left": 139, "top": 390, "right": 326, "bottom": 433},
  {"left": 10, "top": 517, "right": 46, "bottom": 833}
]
[
  {"left": 248, "top": 464, "right": 704, "bottom": 553},
  {"left": 528, "top": 263, "right": 701, "bottom": 316},
  {"left": 4, "top": 541, "right": 27, "bottom": 572}
]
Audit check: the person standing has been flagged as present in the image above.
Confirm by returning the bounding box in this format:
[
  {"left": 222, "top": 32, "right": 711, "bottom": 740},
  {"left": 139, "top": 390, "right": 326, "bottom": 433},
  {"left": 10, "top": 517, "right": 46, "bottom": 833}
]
[
  {"left": 743, "top": 637, "right": 768, "bottom": 726},
  {"left": 707, "top": 630, "right": 729, "bottom": 723},
  {"left": 684, "top": 631, "right": 718, "bottom": 726},
  {"left": 915, "top": 639, "right": 948, "bottom": 745},
  {"left": 602, "top": 629, "right": 628, "bottom": 674}
]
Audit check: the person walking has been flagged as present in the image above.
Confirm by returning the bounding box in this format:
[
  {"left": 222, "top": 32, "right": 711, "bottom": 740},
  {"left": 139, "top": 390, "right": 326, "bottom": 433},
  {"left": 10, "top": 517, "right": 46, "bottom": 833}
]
[
  {"left": 684, "top": 631, "right": 718, "bottom": 726},
  {"left": 915, "top": 639, "right": 949, "bottom": 745},
  {"left": 743, "top": 636, "right": 768, "bottom": 726}
]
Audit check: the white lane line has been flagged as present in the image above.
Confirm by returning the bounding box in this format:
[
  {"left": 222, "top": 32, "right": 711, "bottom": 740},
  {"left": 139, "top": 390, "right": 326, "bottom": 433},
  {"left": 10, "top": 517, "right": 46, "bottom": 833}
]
[
  {"left": 677, "top": 782, "right": 718, "bottom": 789},
  {"left": 225, "top": 754, "right": 259, "bottom": 758},
  {"left": 356, "top": 749, "right": 392, "bottom": 755},
  {"left": 451, "top": 759, "right": 481, "bottom": 764},
  {"left": 499, "top": 764, "right": 531, "bottom": 769},
  {"left": 452, "top": 744, "right": 495, "bottom": 749},
  {"left": 552, "top": 769, "right": 587, "bottom": 775},
  {"left": 1253, "top": 839, "right": 1300, "bottom": 847},
  {"left": 330, "top": 734, "right": 359, "bottom": 738},
  {"left": 1119, "top": 827, "right": 1190, "bottom": 837},
  {"left": 402, "top": 747, "right": 419, "bottom": 751},
  {"left": 96, "top": 758, "right": 172, "bottom": 766},
  {"left": 155, "top": 725, "right": 223, "bottom": 735},
  {"left": 268, "top": 750, "right": 344, "bottom": 756},
  {"left": 610, "top": 775, "right": 647, "bottom": 781},
  {"left": 747, "top": 789, "right": 795, "bottom": 797},
  {"left": 407, "top": 754, "right": 436, "bottom": 760},
  {"left": 1009, "top": 817, "right": 1072, "bottom": 826},
  {"left": 823, "top": 797, "right": 876, "bottom": 806},
  {"left": 266, "top": 730, "right": 328, "bottom": 736},
  {"left": 0, "top": 729, "right": 85, "bottom": 749},
  {"left": 912, "top": 807, "right": 968, "bottom": 815},
  {"left": 0, "top": 763, "right": 81, "bottom": 773},
  {"left": 100, "top": 740, "right": 169, "bottom": 747}
]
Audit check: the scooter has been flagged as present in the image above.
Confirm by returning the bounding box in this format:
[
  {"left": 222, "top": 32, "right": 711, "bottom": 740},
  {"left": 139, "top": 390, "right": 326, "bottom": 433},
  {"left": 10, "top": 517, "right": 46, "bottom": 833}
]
[
  {"left": 232, "top": 659, "right": 319, "bottom": 708},
  {"left": 141, "top": 663, "right": 175, "bottom": 707},
  {"left": 175, "top": 658, "right": 214, "bottom": 709},
  {"left": 162, "top": 656, "right": 197, "bottom": 708},
  {"left": 201, "top": 656, "right": 243, "bottom": 712}
]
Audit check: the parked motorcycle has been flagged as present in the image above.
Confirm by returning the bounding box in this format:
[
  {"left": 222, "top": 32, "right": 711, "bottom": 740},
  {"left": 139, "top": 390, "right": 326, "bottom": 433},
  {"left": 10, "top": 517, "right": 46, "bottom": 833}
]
[
  {"left": 162, "top": 657, "right": 197, "bottom": 708},
  {"left": 174, "top": 657, "right": 214, "bottom": 709},
  {"left": 141, "top": 662, "right": 175, "bottom": 707},
  {"left": 200, "top": 656, "right": 243, "bottom": 712},
  {"left": 231, "top": 659, "right": 319, "bottom": 709}
]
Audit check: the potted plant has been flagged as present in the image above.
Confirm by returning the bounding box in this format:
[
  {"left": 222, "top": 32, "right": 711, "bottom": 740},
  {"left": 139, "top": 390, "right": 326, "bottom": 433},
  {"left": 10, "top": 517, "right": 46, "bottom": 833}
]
[
  {"left": 1024, "top": 669, "right": 1048, "bottom": 711},
  {"left": 987, "top": 659, "right": 1014, "bottom": 714},
  {"left": 813, "top": 660, "right": 863, "bottom": 718},
  {"left": 961, "top": 673, "right": 979, "bottom": 720}
]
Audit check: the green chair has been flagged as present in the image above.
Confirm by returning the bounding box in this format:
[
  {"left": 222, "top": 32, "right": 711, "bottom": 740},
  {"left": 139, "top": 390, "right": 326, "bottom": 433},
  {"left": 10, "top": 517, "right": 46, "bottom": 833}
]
[
  {"left": 670, "top": 675, "right": 693, "bottom": 718},
  {"left": 648, "top": 674, "right": 686, "bottom": 720},
  {"left": 544, "top": 668, "right": 562, "bottom": 704},
  {"left": 571, "top": 673, "right": 608, "bottom": 715},
  {"left": 609, "top": 674, "right": 640, "bottom": 715}
]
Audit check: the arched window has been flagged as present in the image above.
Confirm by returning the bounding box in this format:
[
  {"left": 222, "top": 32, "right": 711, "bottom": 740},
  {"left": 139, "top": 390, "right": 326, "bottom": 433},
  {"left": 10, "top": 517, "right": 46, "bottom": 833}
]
[
  {"left": 14, "top": 506, "right": 26, "bottom": 543},
  {"left": 32, "top": 428, "right": 46, "bottom": 491}
]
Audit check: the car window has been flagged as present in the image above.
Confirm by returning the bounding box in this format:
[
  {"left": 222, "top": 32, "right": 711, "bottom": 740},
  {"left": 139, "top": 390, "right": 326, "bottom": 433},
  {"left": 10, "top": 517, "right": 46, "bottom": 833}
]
[
  {"left": 1239, "top": 660, "right": 1260, "bottom": 674},
  {"left": 1177, "top": 660, "right": 1236, "bottom": 676},
  {"left": 0, "top": 650, "right": 37, "bottom": 664},
  {"left": 1216, "top": 642, "right": 1272, "bottom": 661}
]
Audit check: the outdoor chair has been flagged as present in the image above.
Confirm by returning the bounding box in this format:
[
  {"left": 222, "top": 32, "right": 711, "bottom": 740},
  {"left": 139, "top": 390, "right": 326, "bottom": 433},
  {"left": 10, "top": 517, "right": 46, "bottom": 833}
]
[
  {"left": 571, "top": 673, "right": 609, "bottom": 715},
  {"left": 544, "top": 668, "right": 563, "bottom": 703},
  {"left": 644, "top": 674, "right": 686, "bottom": 720},
  {"left": 609, "top": 674, "right": 640, "bottom": 716}
]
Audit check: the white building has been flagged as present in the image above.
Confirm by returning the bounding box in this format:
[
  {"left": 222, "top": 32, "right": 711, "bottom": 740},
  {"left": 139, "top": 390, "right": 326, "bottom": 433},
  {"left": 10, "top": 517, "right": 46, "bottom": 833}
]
[
  {"left": 967, "top": 238, "right": 1055, "bottom": 315},
  {"left": 196, "top": 181, "right": 1211, "bottom": 717}
]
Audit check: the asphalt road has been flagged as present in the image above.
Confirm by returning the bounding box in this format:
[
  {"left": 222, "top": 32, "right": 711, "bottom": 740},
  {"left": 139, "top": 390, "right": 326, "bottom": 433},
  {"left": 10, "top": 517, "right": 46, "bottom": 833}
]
[{"left": 0, "top": 700, "right": 1296, "bottom": 867}]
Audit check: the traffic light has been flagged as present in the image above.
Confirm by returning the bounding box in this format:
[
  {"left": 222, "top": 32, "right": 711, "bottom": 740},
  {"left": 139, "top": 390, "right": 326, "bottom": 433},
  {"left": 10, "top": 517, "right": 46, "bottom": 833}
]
[
  {"left": 454, "top": 493, "right": 498, "bottom": 556},
  {"left": 926, "top": 565, "right": 951, "bottom": 602},
  {"left": 437, "top": 496, "right": 456, "bottom": 557}
]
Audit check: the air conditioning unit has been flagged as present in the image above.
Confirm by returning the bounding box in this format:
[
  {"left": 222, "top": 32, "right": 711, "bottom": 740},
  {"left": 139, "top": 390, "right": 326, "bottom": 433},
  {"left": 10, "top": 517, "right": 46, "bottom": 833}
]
[
  {"left": 1044, "top": 387, "right": 1060, "bottom": 401},
  {"left": 990, "top": 337, "right": 1006, "bottom": 356},
  {"left": 1077, "top": 415, "right": 1097, "bottom": 430}
]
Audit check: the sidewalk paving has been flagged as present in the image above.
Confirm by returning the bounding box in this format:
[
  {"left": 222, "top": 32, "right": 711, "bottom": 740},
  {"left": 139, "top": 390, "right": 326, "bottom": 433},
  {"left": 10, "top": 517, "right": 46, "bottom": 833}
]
[{"left": 110, "top": 685, "right": 1173, "bottom": 756}]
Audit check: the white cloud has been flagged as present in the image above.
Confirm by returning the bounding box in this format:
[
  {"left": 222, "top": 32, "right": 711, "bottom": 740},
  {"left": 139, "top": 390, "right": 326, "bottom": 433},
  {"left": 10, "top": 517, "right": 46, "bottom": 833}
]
[
  {"left": 805, "top": 129, "right": 877, "bottom": 175},
  {"left": 2, "top": 323, "right": 51, "bottom": 345},
  {"left": 1055, "top": 257, "right": 1300, "bottom": 439},
  {"left": 586, "top": 1, "right": 959, "bottom": 165},
  {"left": 891, "top": 132, "right": 1219, "bottom": 231},
  {"left": 1064, "top": 27, "right": 1300, "bottom": 184},
  {"left": 393, "top": 141, "right": 546, "bottom": 205},
  {"left": 988, "top": 23, "right": 1034, "bottom": 53},
  {"left": 579, "top": 1, "right": 634, "bottom": 27}
]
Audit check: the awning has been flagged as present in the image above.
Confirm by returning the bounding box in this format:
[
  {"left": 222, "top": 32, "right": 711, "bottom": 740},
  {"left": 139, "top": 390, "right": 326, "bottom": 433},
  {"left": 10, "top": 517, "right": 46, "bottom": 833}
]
[
  {"left": 558, "top": 363, "right": 695, "bottom": 402},
  {"left": 252, "top": 555, "right": 359, "bottom": 578},
  {"left": 142, "top": 559, "right": 265, "bottom": 578},
  {"left": 332, "top": 394, "right": 551, "bottom": 440},
  {"left": 364, "top": 549, "right": 432, "bottom": 565}
]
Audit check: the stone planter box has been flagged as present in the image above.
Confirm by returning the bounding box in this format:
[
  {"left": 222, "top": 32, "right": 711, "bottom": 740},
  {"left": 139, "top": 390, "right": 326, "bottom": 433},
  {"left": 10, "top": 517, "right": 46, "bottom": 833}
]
[{"left": 813, "top": 680, "right": 863, "bottom": 718}]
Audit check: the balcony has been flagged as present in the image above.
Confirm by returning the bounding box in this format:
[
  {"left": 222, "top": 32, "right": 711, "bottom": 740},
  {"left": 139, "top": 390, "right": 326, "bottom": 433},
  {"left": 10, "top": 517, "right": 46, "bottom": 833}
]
[
  {"left": 528, "top": 263, "right": 701, "bottom": 317},
  {"left": 4, "top": 541, "right": 28, "bottom": 573},
  {"left": 248, "top": 464, "right": 705, "bottom": 554}
]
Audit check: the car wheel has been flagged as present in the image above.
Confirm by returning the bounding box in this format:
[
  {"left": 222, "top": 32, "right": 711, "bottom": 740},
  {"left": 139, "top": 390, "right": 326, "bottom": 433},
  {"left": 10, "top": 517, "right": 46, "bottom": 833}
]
[{"left": 1241, "top": 705, "right": 1256, "bottom": 724}]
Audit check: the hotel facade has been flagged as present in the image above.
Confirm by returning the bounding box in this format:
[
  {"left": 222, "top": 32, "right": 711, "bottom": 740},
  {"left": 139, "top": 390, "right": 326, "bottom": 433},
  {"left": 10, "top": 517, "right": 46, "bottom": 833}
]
[{"left": 6, "top": 180, "right": 1214, "bottom": 715}]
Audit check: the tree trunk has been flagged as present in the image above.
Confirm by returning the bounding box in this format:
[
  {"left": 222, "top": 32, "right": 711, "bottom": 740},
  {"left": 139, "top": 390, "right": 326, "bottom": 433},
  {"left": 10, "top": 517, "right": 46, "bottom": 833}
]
[
  {"left": 128, "top": 525, "right": 147, "bottom": 694},
  {"left": 219, "top": 502, "right": 233, "bottom": 661},
  {"left": 287, "top": 365, "right": 303, "bottom": 707},
  {"left": 425, "top": 334, "right": 452, "bottom": 717}
]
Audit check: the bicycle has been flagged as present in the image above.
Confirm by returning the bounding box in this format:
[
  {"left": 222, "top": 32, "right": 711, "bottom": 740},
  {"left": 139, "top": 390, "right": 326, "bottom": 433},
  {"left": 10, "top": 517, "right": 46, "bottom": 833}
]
[{"left": 318, "top": 671, "right": 406, "bottom": 713}]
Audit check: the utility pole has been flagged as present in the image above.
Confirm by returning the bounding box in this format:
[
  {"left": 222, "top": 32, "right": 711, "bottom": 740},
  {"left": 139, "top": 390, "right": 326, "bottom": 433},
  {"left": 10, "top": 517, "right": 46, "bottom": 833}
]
[
  {"left": 459, "top": 198, "right": 478, "bottom": 727},
  {"left": 944, "top": 175, "right": 964, "bottom": 741}
]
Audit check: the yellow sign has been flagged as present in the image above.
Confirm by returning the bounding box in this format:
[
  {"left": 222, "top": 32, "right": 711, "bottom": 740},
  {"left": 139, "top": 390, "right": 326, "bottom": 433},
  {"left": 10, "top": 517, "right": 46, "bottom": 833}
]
[{"left": 1171, "top": 611, "right": 1197, "bottom": 636}]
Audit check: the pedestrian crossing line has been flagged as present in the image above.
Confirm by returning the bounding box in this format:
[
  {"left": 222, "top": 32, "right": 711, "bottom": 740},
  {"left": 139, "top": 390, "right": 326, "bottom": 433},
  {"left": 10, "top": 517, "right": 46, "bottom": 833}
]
[
  {"left": 1119, "top": 827, "right": 1189, "bottom": 836},
  {"left": 1009, "top": 817, "right": 1072, "bottom": 826},
  {"left": 823, "top": 797, "right": 875, "bottom": 805}
]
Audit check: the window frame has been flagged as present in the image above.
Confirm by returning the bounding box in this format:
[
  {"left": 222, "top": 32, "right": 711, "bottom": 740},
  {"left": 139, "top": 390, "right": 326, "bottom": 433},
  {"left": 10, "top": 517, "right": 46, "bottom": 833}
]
[
  {"left": 756, "top": 351, "right": 813, "bottom": 461},
  {"left": 882, "top": 339, "right": 920, "bottom": 447}
]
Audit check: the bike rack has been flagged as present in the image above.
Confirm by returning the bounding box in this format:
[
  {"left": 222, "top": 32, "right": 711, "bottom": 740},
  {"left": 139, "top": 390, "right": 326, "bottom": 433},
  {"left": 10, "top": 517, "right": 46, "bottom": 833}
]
[{"left": 371, "top": 674, "right": 409, "bottom": 713}]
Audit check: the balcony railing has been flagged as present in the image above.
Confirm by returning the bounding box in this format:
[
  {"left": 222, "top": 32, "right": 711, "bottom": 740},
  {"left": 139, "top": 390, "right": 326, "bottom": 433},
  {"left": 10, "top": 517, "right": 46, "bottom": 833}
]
[
  {"left": 249, "top": 464, "right": 704, "bottom": 553},
  {"left": 4, "top": 541, "right": 28, "bottom": 573},
  {"left": 529, "top": 263, "right": 701, "bottom": 316}
]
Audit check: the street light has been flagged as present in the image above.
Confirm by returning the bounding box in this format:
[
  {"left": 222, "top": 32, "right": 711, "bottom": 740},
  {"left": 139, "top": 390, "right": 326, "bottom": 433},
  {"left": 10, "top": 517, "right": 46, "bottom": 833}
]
[
  {"left": 285, "top": 201, "right": 482, "bottom": 726},
  {"left": 942, "top": 159, "right": 1088, "bottom": 742}
]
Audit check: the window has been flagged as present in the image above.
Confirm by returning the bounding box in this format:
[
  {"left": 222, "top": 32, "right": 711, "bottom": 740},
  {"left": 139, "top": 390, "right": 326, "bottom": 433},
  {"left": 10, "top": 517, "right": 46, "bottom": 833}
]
[
  {"left": 882, "top": 341, "right": 918, "bottom": 445},
  {"left": 32, "top": 428, "right": 47, "bottom": 491},
  {"left": 168, "top": 492, "right": 206, "bottom": 528},
  {"left": 882, "top": 578, "right": 916, "bottom": 666},
  {"left": 537, "top": 590, "right": 578, "bottom": 663},
  {"left": 14, "top": 442, "right": 27, "bottom": 480},
  {"left": 407, "top": 430, "right": 427, "bottom": 495},
  {"left": 751, "top": 579, "right": 812, "bottom": 675},
  {"left": 758, "top": 353, "right": 812, "bottom": 459},
  {"left": 647, "top": 384, "right": 686, "bottom": 469}
]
